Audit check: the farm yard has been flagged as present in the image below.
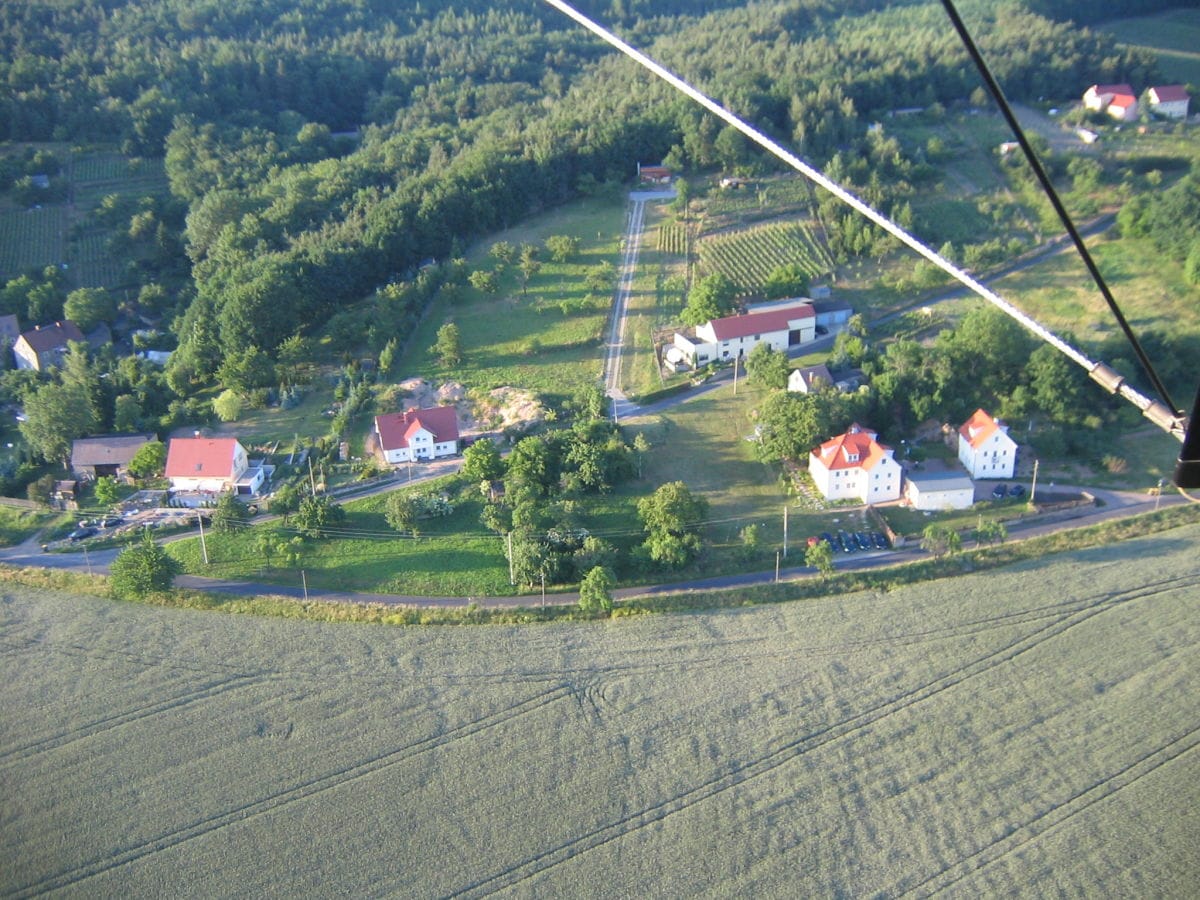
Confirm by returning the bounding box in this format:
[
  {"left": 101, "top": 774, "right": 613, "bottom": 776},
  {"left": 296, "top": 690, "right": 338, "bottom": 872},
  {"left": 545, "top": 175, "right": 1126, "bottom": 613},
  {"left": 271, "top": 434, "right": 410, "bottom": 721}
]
[{"left": 3, "top": 524, "right": 1198, "bottom": 896}]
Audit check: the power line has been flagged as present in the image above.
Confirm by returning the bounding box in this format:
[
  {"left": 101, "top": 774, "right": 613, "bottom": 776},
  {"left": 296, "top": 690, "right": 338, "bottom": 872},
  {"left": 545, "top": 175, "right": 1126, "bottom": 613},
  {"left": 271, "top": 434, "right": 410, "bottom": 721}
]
[{"left": 540, "top": 0, "right": 1187, "bottom": 445}]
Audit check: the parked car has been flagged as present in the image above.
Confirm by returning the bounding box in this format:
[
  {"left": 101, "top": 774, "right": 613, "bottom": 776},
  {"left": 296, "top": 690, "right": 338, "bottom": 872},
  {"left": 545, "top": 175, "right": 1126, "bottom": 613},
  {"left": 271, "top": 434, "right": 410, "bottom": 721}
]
[
  {"left": 837, "top": 530, "right": 855, "bottom": 552},
  {"left": 855, "top": 532, "right": 872, "bottom": 551},
  {"left": 67, "top": 526, "right": 96, "bottom": 542},
  {"left": 992, "top": 484, "right": 1008, "bottom": 499},
  {"left": 872, "top": 531, "right": 889, "bottom": 549},
  {"left": 820, "top": 532, "right": 835, "bottom": 547},
  {"left": 99, "top": 515, "right": 122, "bottom": 528},
  {"left": 1009, "top": 484, "right": 1026, "bottom": 498}
]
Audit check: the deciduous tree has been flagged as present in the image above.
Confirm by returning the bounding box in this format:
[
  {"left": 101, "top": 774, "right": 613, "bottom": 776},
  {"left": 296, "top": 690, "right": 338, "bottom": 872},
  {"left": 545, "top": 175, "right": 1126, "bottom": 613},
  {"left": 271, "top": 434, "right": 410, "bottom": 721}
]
[{"left": 110, "top": 531, "right": 181, "bottom": 599}]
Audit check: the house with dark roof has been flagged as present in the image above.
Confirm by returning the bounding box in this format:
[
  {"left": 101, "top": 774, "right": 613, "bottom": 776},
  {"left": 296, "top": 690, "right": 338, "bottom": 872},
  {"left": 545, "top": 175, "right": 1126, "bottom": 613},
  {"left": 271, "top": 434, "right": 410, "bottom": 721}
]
[
  {"left": 808, "top": 423, "right": 902, "bottom": 504},
  {"left": 71, "top": 433, "right": 157, "bottom": 482},
  {"left": 165, "top": 436, "right": 266, "bottom": 498},
  {"left": 375, "top": 407, "right": 460, "bottom": 464},
  {"left": 672, "top": 298, "right": 818, "bottom": 368},
  {"left": 12, "top": 320, "right": 85, "bottom": 371},
  {"left": 787, "top": 364, "right": 834, "bottom": 394},
  {"left": 957, "top": 409, "right": 1017, "bottom": 479},
  {"left": 1148, "top": 85, "right": 1190, "bottom": 120}
]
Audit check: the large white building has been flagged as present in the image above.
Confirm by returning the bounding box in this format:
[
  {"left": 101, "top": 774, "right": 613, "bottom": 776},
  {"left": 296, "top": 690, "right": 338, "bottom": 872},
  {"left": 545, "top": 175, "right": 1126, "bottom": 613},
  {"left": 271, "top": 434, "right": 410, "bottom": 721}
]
[
  {"left": 808, "top": 424, "right": 902, "bottom": 504},
  {"left": 1148, "top": 85, "right": 1190, "bottom": 120},
  {"left": 673, "top": 298, "right": 816, "bottom": 368},
  {"left": 1083, "top": 83, "right": 1138, "bottom": 121},
  {"left": 957, "top": 409, "right": 1018, "bottom": 479}
]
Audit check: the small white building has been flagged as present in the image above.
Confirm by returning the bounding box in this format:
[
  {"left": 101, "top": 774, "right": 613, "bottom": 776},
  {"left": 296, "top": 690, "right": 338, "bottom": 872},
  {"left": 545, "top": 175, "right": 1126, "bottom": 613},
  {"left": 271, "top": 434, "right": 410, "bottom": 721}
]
[
  {"left": 788, "top": 364, "right": 834, "bottom": 394},
  {"left": 808, "top": 423, "right": 902, "bottom": 504},
  {"left": 375, "top": 406, "right": 459, "bottom": 464},
  {"left": 1083, "top": 83, "right": 1138, "bottom": 120},
  {"left": 905, "top": 471, "right": 976, "bottom": 511},
  {"left": 673, "top": 298, "right": 817, "bottom": 368},
  {"left": 1148, "top": 85, "right": 1190, "bottom": 120},
  {"left": 957, "top": 409, "right": 1018, "bottom": 479}
]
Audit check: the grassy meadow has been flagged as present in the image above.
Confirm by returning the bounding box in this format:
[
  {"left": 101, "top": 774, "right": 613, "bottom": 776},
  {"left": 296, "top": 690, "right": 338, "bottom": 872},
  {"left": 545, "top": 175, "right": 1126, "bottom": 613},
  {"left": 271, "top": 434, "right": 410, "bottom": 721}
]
[
  {"left": 3, "top": 523, "right": 1198, "bottom": 896},
  {"left": 1100, "top": 7, "right": 1200, "bottom": 86}
]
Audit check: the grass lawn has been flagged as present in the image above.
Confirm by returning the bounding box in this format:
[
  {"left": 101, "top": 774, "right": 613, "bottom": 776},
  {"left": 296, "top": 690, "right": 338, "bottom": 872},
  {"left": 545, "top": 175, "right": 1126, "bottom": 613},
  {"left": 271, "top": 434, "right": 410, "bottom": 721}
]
[
  {"left": 397, "top": 194, "right": 629, "bottom": 402},
  {"left": 1099, "top": 8, "right": 1200, "bottom": 85},
  {"left": 4, "top": 524, "right": 1199, "bottom": 895},
  {"left": 0, "top": 505, "right": 50, "bottom": 547}
]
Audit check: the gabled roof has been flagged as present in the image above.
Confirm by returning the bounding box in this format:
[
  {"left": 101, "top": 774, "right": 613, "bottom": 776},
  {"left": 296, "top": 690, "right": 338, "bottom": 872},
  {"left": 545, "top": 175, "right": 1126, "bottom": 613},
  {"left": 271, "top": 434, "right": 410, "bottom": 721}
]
[
  {"left": 375, "top": 407, "right": 459, "bottom": 451},
  {"left": 707, "top": 300, "right": 814, "bottom": 341},
  {"left": 18, "top": 320, "right": 85, "bottom": 353},
  {"left": 789, "top": 364, "right": 833, "bottom": 390},
  {"left": 165, "top": 437, "right": 243, "bottom": 480},
  {"left": 959, "top": 408, "right": 1010, "bottom": 449},
  {"left": 1149, "top": 85, "right": 1190, "bottom": 103},
  {"left": 1109, "top": 94, "right": 1137, "bottom": 109},
  {"left": 812, "top": 423, "right": 892, "bottom": 471},
  {"left": 71, "top": 433, "right": 157, "bottom": 468},
  {"left": 1087, "top": 83, "right": 1135, "bottom": 99}
]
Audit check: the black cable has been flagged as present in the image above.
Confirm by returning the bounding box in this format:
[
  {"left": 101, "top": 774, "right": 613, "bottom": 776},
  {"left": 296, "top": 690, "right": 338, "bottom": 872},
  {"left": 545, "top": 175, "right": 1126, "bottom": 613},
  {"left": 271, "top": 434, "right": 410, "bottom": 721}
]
[{"left": 939, "top": 0, "right": 1180, "bottom": 416}]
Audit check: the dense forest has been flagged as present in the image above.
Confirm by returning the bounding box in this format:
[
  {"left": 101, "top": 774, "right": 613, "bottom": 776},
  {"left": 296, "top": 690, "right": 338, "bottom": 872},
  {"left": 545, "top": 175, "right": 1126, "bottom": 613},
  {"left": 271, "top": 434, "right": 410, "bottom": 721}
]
[{"left": 0, "top": 0, "right": 1182, "bottom": 469}]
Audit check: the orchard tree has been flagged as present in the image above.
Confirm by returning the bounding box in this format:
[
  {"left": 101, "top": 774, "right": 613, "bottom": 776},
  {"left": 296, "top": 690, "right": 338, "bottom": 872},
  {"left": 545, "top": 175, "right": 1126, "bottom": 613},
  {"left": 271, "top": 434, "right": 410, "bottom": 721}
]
[
  {"left": 517, "top": 243, "right": 541, "bottom": 296},
  {"left": 681, "top": 274, "right": 736, "bottom": 327},
  {"left": 545, "top": 234, "right": 580, "bottom": 263},
  {"left": 921, "top": 523, "right": 962, "bottom": 558},
  {"left": 433, "top": 322, "right": 461, "bottom": 366},
  {"left": 763, "top": 263, "right": 810, "bottom": 300},
  {"left": 128, "top": 440, "right": 166, "bottom": 479},
  {"left": 805, "top": 538, "right": 835, "bottom": 577},
  {"left": 461, "top": 437, "right": 504, "bottom": 484},
  {"left": 384, "top": 491, "right": 421, "bottom": 537},
  {"left": 20, "top": 382, "right": 97, "bottom": 468},
  {"left": 211, "top": 493, "right": 248, "bottom": 534},
  {"left": 93, "top": 476, "right": 121, "bottom": 507},
  {"left": 294, "top": 494, "right": 345, "bottom": 538},
  {"left": 468, "top": 269, "right": 498, "bottom": 294},
  {"left": 109, "top": 531, "right": 182, "bottom": 599},
  {"left": 637, "top": 481, "right": 708, "bottom": 568},
  {"left": 744, "top": 343, "right": 790, "bottom": 390},
  {"left": 269, "top": 483, "right": 301, "bottom": 523},
  {"left": 578, "top": 565, "right": 615, "bottom": 612}
]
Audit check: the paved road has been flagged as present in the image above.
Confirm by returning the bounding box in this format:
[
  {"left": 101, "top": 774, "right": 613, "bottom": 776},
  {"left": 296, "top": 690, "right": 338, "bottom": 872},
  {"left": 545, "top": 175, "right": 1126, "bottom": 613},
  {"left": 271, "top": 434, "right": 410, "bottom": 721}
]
[{"left": 3, "top": 484, "right": 1186, "bottom": 609}]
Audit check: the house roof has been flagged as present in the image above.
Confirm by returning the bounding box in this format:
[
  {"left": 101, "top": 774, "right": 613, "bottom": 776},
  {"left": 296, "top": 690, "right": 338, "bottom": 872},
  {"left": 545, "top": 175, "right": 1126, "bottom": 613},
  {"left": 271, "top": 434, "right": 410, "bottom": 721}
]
[
  {"left": 1150, "top": 85, "right": 1190, "bottom": 103},
  {"left": 959, "top": 408, "right": 1009, "bottom": 449},
  {"left": 812, "top": 423, "right": 892, "bottom": 471},
  {"left": 707, "top": 300, "right": 814, "bottom": 341},
  {"left": 1088, "top": 83, "right": 1135, "bottom": 99},
  {"left": 906, "top": 471, "right": 975, "bottom": 491},
  {"left": 165, "top": 437, "right": 243, "bottom": 480},
  {"left": 71, "top": 433, "right": 157, "bottom": 468},
  {"left": 790, "top": 364, "right": 833, "bottom": 390},
  {"left": 375, "top": 407, "right": 459, "bottom": 451},
  {"left": 1109, "top": 94, "right": 1137, "bottom": 109},
  {"left": 18, "top": 320, "right": 85, "bottom": 353}
]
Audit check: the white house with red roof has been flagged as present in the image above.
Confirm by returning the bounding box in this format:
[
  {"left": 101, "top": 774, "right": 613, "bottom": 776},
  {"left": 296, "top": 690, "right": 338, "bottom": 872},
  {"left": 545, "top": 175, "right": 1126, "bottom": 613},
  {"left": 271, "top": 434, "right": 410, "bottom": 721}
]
[
  {"left": 1148, "top": 85, "right": 1190, "bottom": 120},
  {"left": 808, "top": 423, "right": 902, "bottom": 504},
  {"left": 1083, "top": 83, "right": 1138, "bottom": 121},
  {"left": 672, "top": 298, "right": 817, "bottom": 368},
  {"left": 375, "top": 406, "right": 459, "bottom": 464},
  {"left": 957, "top": 409, "right": 1017, "bottom": 479},
  {"left": 165, "top": 436, "right": 265, "bottom": 497}
]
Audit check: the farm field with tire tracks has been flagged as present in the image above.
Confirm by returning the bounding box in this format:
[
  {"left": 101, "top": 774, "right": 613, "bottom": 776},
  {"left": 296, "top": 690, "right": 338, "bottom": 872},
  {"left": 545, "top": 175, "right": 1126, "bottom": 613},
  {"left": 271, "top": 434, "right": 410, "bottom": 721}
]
[{"left": 3, "top": 524, "right": 1198, "bottom": 896}]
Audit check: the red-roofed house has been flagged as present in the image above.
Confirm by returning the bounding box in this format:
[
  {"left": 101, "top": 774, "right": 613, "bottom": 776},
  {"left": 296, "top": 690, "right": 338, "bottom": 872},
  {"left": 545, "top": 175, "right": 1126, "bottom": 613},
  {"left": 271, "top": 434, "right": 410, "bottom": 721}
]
[
  {"left": 808, "top": 424, "right": 902, "bottom": 504},
  {"left": 637, "top": 164, "right": 673, "bottom": 185},
  {"left": 1083, "top": 83, "right": 1138, "bottom": 120},
  {"left": 13, "top": 320, "right": 85, "bottom": 371},
  {"left": 673, "top": 298, "right": 817, "bottom": 368},
  {"left": 375, "top": 407, "right": 459, "bottom": 464},
  {"left": 957, "top": 409, "right": 1017, "bottom": 479},
  {"left": 1148, "top": 85, "right": 1190, "bottom": 120},
  {"left": 165, "top": 436, "right": 265, "bottom": 497}
]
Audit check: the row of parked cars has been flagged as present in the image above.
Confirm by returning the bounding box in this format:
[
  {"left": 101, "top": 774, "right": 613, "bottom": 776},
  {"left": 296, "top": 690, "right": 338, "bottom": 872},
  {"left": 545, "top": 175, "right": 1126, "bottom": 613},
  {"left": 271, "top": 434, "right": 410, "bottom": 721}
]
[
  {"left": 809, "top": 529, "right": 890, "bottom": 554},
  {"left": 991, "top": 483, "right": 1026, "bottom": 500},
  {"left": 66, "top": 515, "right": 124, "bottom": 541}
]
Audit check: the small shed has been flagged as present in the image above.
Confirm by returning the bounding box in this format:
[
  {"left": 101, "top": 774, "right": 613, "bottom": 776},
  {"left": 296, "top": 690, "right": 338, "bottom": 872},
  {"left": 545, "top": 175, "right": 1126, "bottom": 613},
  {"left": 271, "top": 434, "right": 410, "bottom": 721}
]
[{"left": 905, "top": 471, "right": 975, "bottom": 511}]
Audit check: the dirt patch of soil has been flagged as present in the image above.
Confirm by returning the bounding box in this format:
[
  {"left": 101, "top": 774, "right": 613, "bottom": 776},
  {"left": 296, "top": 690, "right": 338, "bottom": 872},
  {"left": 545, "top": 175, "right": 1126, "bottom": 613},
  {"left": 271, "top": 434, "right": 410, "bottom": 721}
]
[{"left": 386, "top": 377, "right": 545, "bottom": 437}]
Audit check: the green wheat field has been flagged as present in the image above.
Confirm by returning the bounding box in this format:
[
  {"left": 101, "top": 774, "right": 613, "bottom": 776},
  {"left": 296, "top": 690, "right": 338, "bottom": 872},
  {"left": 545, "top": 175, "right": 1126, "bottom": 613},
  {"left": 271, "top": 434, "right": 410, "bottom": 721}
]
[{"left": 2, "top": 525, "right": 1199, "bottom": 896}]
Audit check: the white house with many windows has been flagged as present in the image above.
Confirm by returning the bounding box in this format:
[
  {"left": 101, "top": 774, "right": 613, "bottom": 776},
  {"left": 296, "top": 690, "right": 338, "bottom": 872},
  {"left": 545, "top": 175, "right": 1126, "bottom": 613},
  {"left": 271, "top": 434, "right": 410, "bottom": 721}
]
[
  {"left": 957, "top": 409, "right": 1017, "bottom": 479},
  {"left": 808, "top": 423, "right": 902, "bottom": 504},
  {"left": 672, "top": 298, "right": 817, "bottom": 368},
  {"left": 1148, "top": 85, "right": 1190, "bottom": 120},
  {"left": 374, "top": 406, "right": 459, "bottom": 464}
]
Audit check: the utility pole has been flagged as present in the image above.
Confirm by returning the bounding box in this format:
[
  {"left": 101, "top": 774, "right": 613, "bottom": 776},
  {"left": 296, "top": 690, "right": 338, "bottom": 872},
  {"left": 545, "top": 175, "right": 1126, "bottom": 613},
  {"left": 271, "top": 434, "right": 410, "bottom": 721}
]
[
  {"left": 197, "top": 509, "right": 209, "bottom": 565},
  {"left": 82, "top": 543, "right": 92, "bottom": 577},
  {"left": 782, "top": 505, "right": 788, "bottom": 558},
  {"left": 732, "top": 354, "right": 739, "bottom": 395},
  {"left": 775, "top": 550, "right": 780, "bottom": 583},
  {"left": 1029, "top": 458, "right": 1040, "bottom": 505},
  {"left": 540, "top": 571, "right": 546, "bottom": 607},
  {"left": 301, "top": 569, "right": 308, "bottom": 602},
  {"left": 1155, "top": 478, "right": 1165, "bottom": 512},
  {"left": 506, "top": 532, "right": 515, "bottom": 585},
  {"left": 308, "top": 456, "right": 317, "bottom": 496}
]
